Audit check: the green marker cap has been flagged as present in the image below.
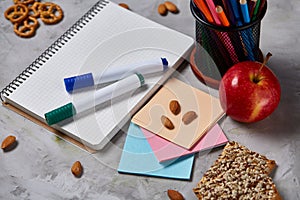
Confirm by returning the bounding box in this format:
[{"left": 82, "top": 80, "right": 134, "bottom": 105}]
[
  {"left": 135, "top": 73, "right": 145, "bottom": 86},
  {"left": 45, "top": 102, "right": 76, "bottom": 125}
]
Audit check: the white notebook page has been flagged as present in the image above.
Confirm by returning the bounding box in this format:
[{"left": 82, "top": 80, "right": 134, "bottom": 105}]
[{"left": 3, "top": 1, "right": 194, "bottom": 150}]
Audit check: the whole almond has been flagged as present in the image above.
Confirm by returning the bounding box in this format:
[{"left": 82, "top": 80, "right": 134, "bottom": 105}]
[
  {"left": 167, "top": 189, "right": 184, "bottom": 200},
  {"left": 118, "top": 3, "right": 130, "bottom": 10},
  {"left": 169, "top": 100, "right": 181, "bottom": 115},
  {"left": 161, "top": 115, "right": 175, "bottom": 130},
  {"left": 71, "top": 161, "right": 83, "bottom": 177},
  {"left": 164, "top": 1, "right": 179, "bottom": 13},
  {"left": 158, "top": 3, "right": 167, "bottom": 16},
  {"left": 182, "top": 111, "right": 198, "bottom": 125},
  {"left": 1, "top": 135, "right": 16, "bottom": 150}
]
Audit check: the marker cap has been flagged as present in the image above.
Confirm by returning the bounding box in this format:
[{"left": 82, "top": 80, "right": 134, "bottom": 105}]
[
  {"left": 135, "top": 73, "right": 145, "bottom": 86},
  {"left": 161, "top": 57, "right": 169, "bottom": 71},
  {"left": 45, "top": 103, "right": 76, "bottom": 125},
  {"left": 64, "top": 73, "right": 94, "bottom": 93}
]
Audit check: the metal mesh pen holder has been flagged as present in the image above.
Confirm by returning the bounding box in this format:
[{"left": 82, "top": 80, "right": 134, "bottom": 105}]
[{"left": 190, "top": 0, "right": 267, "bottom": 80}]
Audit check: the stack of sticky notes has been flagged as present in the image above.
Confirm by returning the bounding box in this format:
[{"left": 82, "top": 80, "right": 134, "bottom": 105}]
[{"left": 118, "top": 78, "right": 228, "bottom": 179}]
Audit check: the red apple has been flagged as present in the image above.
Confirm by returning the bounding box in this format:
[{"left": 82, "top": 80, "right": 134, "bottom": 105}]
[{"left": 219, "top": 55, "right": 281, "bottom": 123}]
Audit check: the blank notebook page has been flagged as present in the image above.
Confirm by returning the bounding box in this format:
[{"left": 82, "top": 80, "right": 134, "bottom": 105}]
[{"left": 3, "top": 0, "right": 194, "bottom": 150}]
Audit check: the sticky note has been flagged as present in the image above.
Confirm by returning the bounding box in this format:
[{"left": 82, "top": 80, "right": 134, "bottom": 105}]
[{"left": 118, "top": 122, "right": 194, "bottom": 180}]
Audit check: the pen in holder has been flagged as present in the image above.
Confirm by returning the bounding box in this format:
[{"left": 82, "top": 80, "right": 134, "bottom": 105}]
[{"left": 190, "top": 0, "right": 267, "bottom": 87}]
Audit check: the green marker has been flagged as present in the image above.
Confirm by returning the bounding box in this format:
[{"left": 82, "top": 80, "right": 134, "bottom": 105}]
[{"left": 45, "top": 73, "right": 145, "bottom": 125}]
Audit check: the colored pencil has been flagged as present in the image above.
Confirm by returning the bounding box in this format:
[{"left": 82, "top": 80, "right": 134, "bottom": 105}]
[
  {"left": 228, "top": 0, "right": 243, "bottom": 26},
  {"left": 248, "top": 0, "right": 257, "bottom": 18},
  {"left": 205, "top": 0, "right": 222, "bottom": 25},
  {"left": 252, "top": 0, "right": 261, "bottom": 21},
  {"left": 240, "top": 0, "right": 250, "bottom": 24},
  {"left": 221, "top": 0, "right": 236, "bottom": 24},
  {"left": 217, "top": 31, "right": 240, "bottom": 63},
  {"left": 240, "top": 30, "right": 255, "bottom": 60},
  {"left": 193, "top": 0, "right": 214, "bottom": 24},
  {"left": 258, "top": 0, "right": 266, "bottom": 16},
  {"left": 216, "top": 5, "right": 230, "bottom": 27}
]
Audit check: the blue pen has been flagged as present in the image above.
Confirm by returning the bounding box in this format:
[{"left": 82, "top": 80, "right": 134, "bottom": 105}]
[{"left": 240, "top": 0, "right": 250, "bottom": 24}]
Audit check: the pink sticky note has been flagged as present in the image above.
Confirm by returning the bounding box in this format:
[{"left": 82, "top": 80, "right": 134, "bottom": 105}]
[{"left": 141, "top": 124, "right": 228, "bottom": 162}]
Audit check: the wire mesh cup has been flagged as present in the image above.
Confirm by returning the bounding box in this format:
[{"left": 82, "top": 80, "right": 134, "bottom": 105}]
[{"left": 190, "top": 0, "right": 267, "bottom": 85}]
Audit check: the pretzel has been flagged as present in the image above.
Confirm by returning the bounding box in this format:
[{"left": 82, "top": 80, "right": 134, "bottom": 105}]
[
  {"left": 4, "top": 4, "right": 29, "bottom": 24},
  {"left": 39, "top": 2, "right": 63, "bottom": 24},
  {"left": 14, "top": 16, "right": 39, "bottom": 38},
  {"left": 13, "top": 0, "right": 35, "bottom": 5},
  {"left": 28, "top": 1, "right": 41, "bottom": 18},
  {"left": 4, "top": 1, "right": 64, "bottom": 38}
]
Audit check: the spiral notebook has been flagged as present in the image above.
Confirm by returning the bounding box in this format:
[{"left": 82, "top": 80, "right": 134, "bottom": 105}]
[{"left": 0, "top": 0, "right": 194, "bottom": 151}]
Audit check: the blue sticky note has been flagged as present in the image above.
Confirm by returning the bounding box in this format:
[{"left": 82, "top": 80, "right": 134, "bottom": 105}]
[{"left": 118, "top": 122, "right": 195, "bottom": 180}]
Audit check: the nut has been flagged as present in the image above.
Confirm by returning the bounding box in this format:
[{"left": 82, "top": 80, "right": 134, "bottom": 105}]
[
  {"left": 161, "top": 115, "right": 174, "bottom": 130},
  {"left": 118, "top": 3, "right": 130, "bottom": 10},
  {"left": 1, "top": 135, "right": 16, "bottom": 150},
  {"left": 164, "top": 1, "right": 178, "bottom": 13},
  {"left": 71, "top": 161, "right": 83, "bottom": 177},
  {"left": 158, "top": 3, "right": 167, "bottom": 16},
  {"left": 167, "top": 189, "right": 184, "bottom": 200},
  {"left": 182, "top": 111, "right": 197, "bottom": 125},
  {"left": 169, "top": 100, "right": 181, "bottom": 115}
]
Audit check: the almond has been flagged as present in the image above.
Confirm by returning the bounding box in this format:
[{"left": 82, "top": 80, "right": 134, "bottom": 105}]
[
  {"left": 158, "top": 3, "right": 167, "bottom": 16},
  {"left": 167, "top": 189, "right": 184, "bottom": 200},
  {"left": 182, "top": 111, "right": 198, "bottom": 125},
  {"left": 1, "top": 135, "right": 16, "bottom": 150},
  {"left": 71, "top": 161, "right": 83, "bottom": 177},
  {"left": 169, "top": 100, "right": 181, "bottom": 115},
  {"left": 118, "top": 3, "right": 130, "bottom": 10},
  {"left": 164, "top": 1, "right": 178, "bottom": 13},
  {"left": 161, "top": 115, "right": 175, "bottom": 130}
]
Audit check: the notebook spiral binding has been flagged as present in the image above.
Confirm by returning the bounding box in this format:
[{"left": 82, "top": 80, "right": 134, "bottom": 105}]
[{"left": 0, "top": 0, "right": 109, "bottom": 102}]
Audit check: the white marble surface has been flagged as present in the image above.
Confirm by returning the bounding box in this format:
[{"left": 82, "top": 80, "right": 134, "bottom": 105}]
[{"left": 0, "top": 0, "right": 299, "bottom": 199}]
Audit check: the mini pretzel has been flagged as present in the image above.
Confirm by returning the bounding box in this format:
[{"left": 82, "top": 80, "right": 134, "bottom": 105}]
[
  {"left": 4, "top": 4, "right": 29, "bottom": 24},
  {"left": 14, "top": 16, "right": 39, "bottom": 38},
  {"left": 13, "top": 0, "right": 35, "bottom": 5},
  {"left": 39, "top": 2, "right": 63, "bottom": 24},
  {"left": 28, "top": 1, "right": 41, "bottom": 18}
]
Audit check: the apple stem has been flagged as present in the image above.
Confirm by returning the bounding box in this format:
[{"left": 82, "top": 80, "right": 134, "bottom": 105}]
[{"left": 259, "top": 52, "right": 272, "bottom": 71}]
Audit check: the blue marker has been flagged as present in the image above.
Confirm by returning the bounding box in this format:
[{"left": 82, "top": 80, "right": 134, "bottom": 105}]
[
  {"left": 240, "top": 0, "right": 250, "bottom": 24},
  {"left": 64, "top": 58, "right": 168, "bottom": 93},
  {"left": 45, "top": 73, "right": 145, "bottom": 125}
]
